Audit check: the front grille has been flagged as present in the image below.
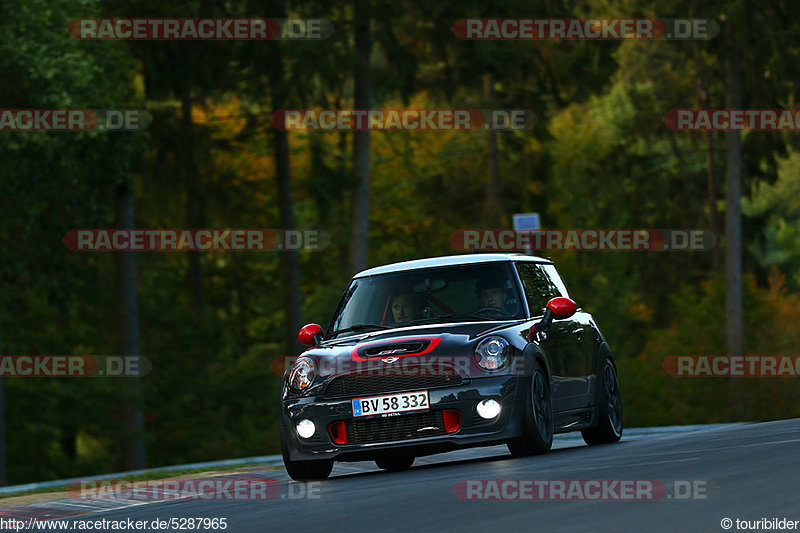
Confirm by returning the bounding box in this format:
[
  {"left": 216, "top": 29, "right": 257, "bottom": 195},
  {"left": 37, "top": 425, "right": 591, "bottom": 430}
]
[
  {"left": 322, "top": 374, "right": 462, "bottom": 399},
  {"left": 346, "top": 411, "right": 445, "bottom": 444}
]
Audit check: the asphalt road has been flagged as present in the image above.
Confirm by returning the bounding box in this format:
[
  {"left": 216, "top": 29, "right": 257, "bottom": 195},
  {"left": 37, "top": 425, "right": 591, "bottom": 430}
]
[{"left": 4, "top": 419, "right": 799, "bottom": 533}]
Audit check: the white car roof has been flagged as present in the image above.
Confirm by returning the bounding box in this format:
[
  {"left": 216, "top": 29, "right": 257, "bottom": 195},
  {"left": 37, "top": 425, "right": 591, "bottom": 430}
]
[{"left": 353, "top": 253, "right": 552, "bottom": 278}]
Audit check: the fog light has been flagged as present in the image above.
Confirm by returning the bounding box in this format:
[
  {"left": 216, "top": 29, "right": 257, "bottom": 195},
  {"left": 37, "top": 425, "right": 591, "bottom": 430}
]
[
  {"left": 476, "top": 399, "right": 501, "bottom": 419},
  {"left": 296, "top": 419, "right": 316, "bottom": 439}
]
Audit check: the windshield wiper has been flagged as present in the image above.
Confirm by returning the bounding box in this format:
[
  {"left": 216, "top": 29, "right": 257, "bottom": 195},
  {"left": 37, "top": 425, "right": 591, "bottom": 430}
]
[
  {"left": 408, "top": 314, "right": 492, "bottom": 325},
  {"left": 329, "top": 324, "right": 392, "bottom": 337}
]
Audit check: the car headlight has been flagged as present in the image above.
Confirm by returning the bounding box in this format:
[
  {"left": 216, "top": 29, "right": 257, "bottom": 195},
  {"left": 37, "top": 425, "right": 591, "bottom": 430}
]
[
  {"left": 288, "top": 356, "right": 317, "bottom": 392},
  {"left": 474, "top": 336, "right": 511, "bottom": 371}
]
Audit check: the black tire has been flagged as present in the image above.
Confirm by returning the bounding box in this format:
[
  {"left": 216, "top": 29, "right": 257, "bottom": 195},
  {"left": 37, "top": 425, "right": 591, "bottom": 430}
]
[
  {"left": 581, "top": 357, "right": 623, "bottom": 445},
  {"left": 283, "top": 456, "right": 333, "bottom": 481},
  {"left": 508, "top": 360, "right": 553, "bottom": 457},
  {"left": 280, "top": 424, "right": 333, "bottom": 480},
  {"left": 375, "top": 454, "right": 415, "bottom": 472}
]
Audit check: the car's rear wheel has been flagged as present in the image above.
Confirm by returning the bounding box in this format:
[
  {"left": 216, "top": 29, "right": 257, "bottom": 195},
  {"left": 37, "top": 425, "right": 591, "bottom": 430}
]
[
  {"left": 508, "top": 360, "right": 553, "bottom": 456},
  {"left": 280, "top": 424, "right": 333, "bottom": 480},
  {"left": 375, "top": 453, "right": 415, "bottom": 472},
  {"left": 581, "top": 357, "right": 623, "bottom": 445}
]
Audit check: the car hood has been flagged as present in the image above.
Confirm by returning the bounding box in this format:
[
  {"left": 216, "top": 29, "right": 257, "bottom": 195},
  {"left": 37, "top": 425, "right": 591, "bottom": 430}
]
[{"left": 279, "top": 320, "right": 529, "bottom": 381}]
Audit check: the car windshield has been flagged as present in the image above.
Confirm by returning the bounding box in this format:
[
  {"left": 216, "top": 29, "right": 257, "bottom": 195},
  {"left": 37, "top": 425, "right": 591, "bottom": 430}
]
[{"left": 328, "top": 262, "right": 524, "bottom": 337}]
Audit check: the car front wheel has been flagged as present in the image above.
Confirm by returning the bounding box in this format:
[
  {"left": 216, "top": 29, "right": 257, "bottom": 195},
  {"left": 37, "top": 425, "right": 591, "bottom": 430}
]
[
  {"left": 280, "top": 425, "right": 333, "bottom": 480},
  {"left": 508, "top": 360, "right": 553, "bottom": 456},
  {"left": 375, "top": 453, "right": 415, "bottom": 472}
]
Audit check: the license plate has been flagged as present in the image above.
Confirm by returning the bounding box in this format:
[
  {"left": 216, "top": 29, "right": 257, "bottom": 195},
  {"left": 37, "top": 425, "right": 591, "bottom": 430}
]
[{"left": 352, "top": 391, "right": 429, "bottom": 417}]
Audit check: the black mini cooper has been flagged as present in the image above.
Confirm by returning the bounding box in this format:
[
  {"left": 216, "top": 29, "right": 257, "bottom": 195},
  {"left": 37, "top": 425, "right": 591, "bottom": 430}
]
[{"left": 279, "top": 253, "right": 622, "bottom": 480}]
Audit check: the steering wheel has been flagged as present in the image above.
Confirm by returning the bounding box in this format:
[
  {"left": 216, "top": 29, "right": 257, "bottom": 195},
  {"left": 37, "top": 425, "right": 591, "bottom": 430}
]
[{"left": 475, "top": 306, "right": 512, "bottom": 318}]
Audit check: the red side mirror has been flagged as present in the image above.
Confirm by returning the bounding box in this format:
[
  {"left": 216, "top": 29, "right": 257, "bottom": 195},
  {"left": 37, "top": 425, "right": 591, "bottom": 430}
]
[
  {"left": 298, "top": 323, "right": 324, "bottom": 346},
  {"left": 546, "top": 297, "right": 578, "bottom": 320}
]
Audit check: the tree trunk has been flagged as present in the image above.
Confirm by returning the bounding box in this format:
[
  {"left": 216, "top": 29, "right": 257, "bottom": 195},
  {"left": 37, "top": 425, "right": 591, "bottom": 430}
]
[
  {"left": 181, "top": 85, "right": 212, "bottom": 413},
  {"left": 349, "top": 0, "right": 371, "bottom": 275},
  {"left": 696, "top": 49, "right": 720, "bottom": 270},
  {"left": 725, "top": 41, "right": 744, "bottom": 357},
  {"left": 336, "top": 83, "right": 350, "bottom": 278},
  {"left": 116, "top": 181, "right": 146, "bottom": 470},
  {"left": 182, "top": 89, "right": 205, "bottom": 314},
  {"left": 338, "top": 128, "right": 349, "bottom": 278},
  {"left": 483, "top": 73, "right": 502, "bottom": 227},
  {"left": 268, "top": 6, "right": 303, "bottom": 354},
  {"left": 706, "top": 133, "right": 720, "bottom": 270},
  {"left": 273, "top": 127, "right": 303, "bottom": 354}
]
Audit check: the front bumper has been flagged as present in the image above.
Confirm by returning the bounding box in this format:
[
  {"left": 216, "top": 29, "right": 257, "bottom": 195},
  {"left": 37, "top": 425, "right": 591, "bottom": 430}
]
[{"left": 280, "top": 375, "right": 526, "bottom": 462}]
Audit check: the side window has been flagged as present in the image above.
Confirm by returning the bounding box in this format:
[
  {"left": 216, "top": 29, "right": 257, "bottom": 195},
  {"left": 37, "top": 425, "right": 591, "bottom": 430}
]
[
  {"left": 515, "top": 262, "right": 562, "bottom": 315},
  {"left": 541, "top": 264, "right": 570, "bottom": 299}
]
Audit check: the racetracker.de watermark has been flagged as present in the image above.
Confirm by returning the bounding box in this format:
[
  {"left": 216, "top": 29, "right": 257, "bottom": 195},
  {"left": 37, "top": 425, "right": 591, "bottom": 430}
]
[
  {"left": 453, "top": 479, "right": 709, "bottom": 500},
  {"left": 68, "top": 478, "right": 320, "bottom": 501},
  {"left": 450, "top": 229, "right": 716, "bottom": 252},
  {"left": 664, "top": 356, "right": 800, "bottom": 377},
  {"left": 63, "top": 229, "right": 329, "bottom": 251},
  {"left": 67, "top": 18, "right": 333, "bottom": 40},
  {"left": 272, "top": 355, "right": 474, "bottom": 379},
  {"left": 0, "top": 109, "right": 150, "bottom": 131},
  {"left": 664, "top": 109, "right": 800, "bottom": 131},
  {"left": 0, "top": 355, "right": 149, "bottom": 377},
  {"left": 276, "top": 354, "right": 608, "bottom": 380},
  {"left": 452, "top": 18, "right": 719, "bottom": 40},
  {"left": 270, "top": 109, "right": 536, "bottom": 131}
]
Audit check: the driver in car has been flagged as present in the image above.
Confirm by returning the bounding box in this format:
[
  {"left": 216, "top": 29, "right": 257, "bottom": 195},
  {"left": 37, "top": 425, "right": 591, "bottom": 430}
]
[
  {"left": 475, "top": 277, "right": 508, "bottom": 315},
  {"left": 391, "top": 292, "right": 421, "bottom": 324}
]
